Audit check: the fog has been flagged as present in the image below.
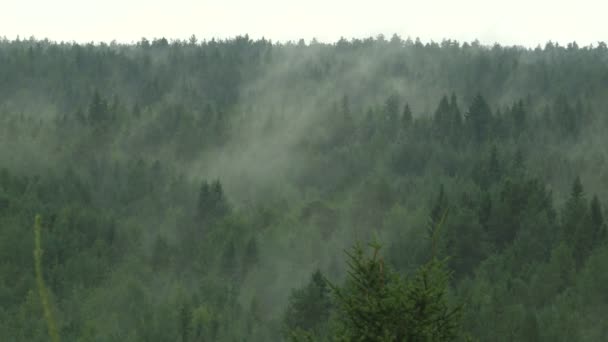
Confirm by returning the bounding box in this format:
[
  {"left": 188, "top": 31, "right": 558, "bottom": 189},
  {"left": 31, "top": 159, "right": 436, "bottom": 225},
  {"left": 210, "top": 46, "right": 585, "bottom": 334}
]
[{"left": 1, "top": 30, "right": 608, "bottom": 340}]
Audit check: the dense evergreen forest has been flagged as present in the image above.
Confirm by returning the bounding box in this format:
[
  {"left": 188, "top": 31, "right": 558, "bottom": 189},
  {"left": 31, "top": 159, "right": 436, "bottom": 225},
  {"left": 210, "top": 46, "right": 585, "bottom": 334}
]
[{"left": 1, "top": 35, "right": 608, "bottom": 341}]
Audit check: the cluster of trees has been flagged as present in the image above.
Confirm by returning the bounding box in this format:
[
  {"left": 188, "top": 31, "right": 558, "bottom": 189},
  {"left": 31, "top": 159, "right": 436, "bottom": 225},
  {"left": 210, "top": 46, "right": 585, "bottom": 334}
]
[
  {"left": 1, "top": 35, "right": 608, "bottom": 341},
  {"left": 284, "top": 243, "right": 462, "bottom": 341}
]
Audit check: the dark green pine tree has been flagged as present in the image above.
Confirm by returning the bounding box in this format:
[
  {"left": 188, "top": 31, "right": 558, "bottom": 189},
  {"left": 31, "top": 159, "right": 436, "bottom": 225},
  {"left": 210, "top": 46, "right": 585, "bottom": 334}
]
[
  {"left": 574, "top": 195, "right": 607, "bottom": 262},
  {"left": 329, "top": 242, "right": 462, "bottom": 341},
  {"left": 433, "top": 95, "right": 451, "bottom": 140},
  {"left": 342, "top": 94, "right": 352, "bottom": 121},
  {"left": 210, "top": 179, "right": 230, "bottom": 218},
  {"left": 562, "top": 177, "right": 590, "bottom": 266},
  {"left": 571, "top": 176, "right": 584, "bottom": 200},
  {"left": 341, "top": 94, "right": 355, "bottom": 141},
  {"left": 88, "top": 90, "right": 109, "bottom": 125},
  {"left": 488, "top": 145, "right": 501, "bottom": 184},
  {"left": 466, "top": 93, "right": 492, "bottom": 144},
  {"left": 197, "top": 181, "right": 211, "bottom": 220},
  {"left": 478, "top": 191, "right": 493, "bottom": 233},
  {"left": 109, "top": 94, "right": 121, "bottom": 121},
  {"left": 132, "top": 103, "right": 141, "bottom": 119},
  {"left": 363, "top": 108, "right": 376, "bottom": 139},
  {"left": 554, "top": 96, "right": 579, "bottom": 138},
  {"left": 430, "top": 184, "right": 448, "bottom": 227},
  {"left": 448, "top": 93, "right": 461, "bottom": 125},
  {"left": 283, "top": 270, "right": 332, "bottom": 340},
  {"left": 589, "top": 195, "right": 606, "bottom": 241},
  {"left": 473, "top": 146, "right": 501, "bottom": 190},
  {"left": 575, "top": 98, "right": 586, "bottom": 126},
  {"left": 384, "top": 94, "right": 400, "bottom": 137},
  {"left": 511, "top": 99, "right": 526, "bottom": 134},
  {"left": 197, "top": 179, "right": 231, "bottom": 221},
  {"left": 513, "top": 148, "right": 525, "bottom": 175},
  {"left": 448, "top": 92, "right": 462, "bottom": 144},
  {"left": 242, "top": 236, "right": 259, "bottom": 271},
  {"left": 402, "top": 103, "right": 413, "bottom": 129}
]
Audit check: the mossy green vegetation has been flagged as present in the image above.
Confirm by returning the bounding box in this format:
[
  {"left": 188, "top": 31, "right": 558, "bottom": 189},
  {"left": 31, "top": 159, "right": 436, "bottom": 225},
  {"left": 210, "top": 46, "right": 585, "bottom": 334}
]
[{"left": 0, "top": 36, "right": 607, "bottom": 340}]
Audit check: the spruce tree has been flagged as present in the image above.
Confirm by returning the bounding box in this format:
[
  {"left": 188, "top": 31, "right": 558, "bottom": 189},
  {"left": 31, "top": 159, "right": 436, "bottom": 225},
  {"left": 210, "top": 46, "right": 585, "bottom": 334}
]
[
  {"left": 466, "top": 94, "right": 492, "bottom": 143},
  {"left": 329, "top": 242, "right": 461, "bottom": 341}
]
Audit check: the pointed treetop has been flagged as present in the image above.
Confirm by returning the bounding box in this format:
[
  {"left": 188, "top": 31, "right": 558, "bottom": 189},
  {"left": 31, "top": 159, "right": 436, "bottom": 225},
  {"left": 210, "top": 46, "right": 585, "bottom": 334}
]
[
  {"left": 402, "top": 103, "right": 413, "bottom": 126},
  {"left": 513, "top": 148, "right": 525, "bottom": 171},
  {"left": 590, "top": 195, "right": 604, "bottom": 227},
  {"left": 450, "top": 92, "right": 458, "bottom": 107},
  {"left": 571, "top": 176, "right": 584, "bottom": 199}
]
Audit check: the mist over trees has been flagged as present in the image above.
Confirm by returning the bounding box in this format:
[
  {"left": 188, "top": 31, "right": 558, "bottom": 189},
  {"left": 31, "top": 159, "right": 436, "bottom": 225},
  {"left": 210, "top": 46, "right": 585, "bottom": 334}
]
[{"left": 1, "top": 35, "right": 608, "bottom": 341}]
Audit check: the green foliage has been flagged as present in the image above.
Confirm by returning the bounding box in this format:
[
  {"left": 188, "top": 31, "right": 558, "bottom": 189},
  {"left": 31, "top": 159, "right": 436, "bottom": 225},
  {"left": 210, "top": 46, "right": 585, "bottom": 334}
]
[
  {"left": 197, "top": 180, "right": 231, "bottom": 222},
  {"left": 284, "top": 270, "right": 332, "bottom": 339},
  {"left": 465, "top": 94, "right": 492, "bottom": 144},
  {"left": 329, "top": 242, "right": 461, "bottom": 341},
  {"left": 0, "top": 36, "right": 607, "bottom": 341},
  {"left": 402, "top": 104, "right": 413, "bottom": 129}
]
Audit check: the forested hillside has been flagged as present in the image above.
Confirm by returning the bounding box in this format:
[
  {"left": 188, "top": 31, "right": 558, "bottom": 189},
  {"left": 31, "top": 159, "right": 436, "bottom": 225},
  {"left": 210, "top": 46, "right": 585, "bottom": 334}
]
[{"left": 1, "top": 35, "right": 608, "bottom": 341}]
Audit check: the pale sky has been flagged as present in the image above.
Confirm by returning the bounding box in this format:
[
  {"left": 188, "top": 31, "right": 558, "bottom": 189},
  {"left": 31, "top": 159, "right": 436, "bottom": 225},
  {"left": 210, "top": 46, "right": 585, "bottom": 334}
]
[{"left": 2, "top": 0, "right": 607, "bottom": 47}]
